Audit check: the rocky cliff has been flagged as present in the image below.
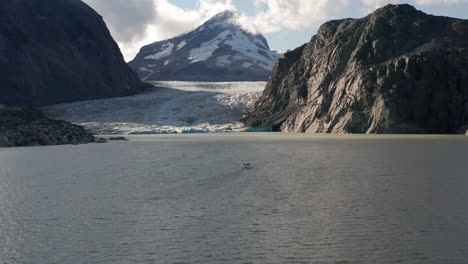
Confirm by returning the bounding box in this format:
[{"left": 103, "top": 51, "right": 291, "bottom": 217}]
[
  {"left": 0, "top": 0, "right": 147, "bottom": 106},
  {"left": 129, "top": 11, "right": 280, "bottom": 82},
  {"left": 0, "top": 106, "right": 97, "bottom": 147},
  {"left": 244, "top": 4, "right": 468, "bottom": 134}
]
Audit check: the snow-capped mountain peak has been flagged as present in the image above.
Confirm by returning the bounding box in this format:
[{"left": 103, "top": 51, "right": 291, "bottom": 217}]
[
  {"left": 129, "top": 11, "right": 280, "bottom": 82},
  {"left": 203, "top": 10, "right": 238, "bottom": 27}
]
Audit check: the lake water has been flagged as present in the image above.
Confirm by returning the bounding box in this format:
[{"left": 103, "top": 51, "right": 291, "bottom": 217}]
[{"left": 1, "top": 134, "right": 468, "bottom": 264}]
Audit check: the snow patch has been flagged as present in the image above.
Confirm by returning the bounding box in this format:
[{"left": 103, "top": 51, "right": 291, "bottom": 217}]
[
  {"left": 189, "top": 30, "right": 232, "bottom": 63},
  {"left": 177, "top": 41, "right": 187, "bottom": 50},
  {"left": 255, "top": 41, "right": 268, "bottom": 50},
  {"left": 204, "top": 11, "right": 238, "bottom": 30},
  {"left": 223, "top": 29, "right": 277, "bottom": 70},
  {"left": 242, "top": 62, "right": 253, "bottom": 68},
  {"left": 145, "top": 42, "right": 174, "bottom": 60},
  {"left": 187, "top": 28, "right": 278, "bottom": 70},
  {"left": 164, "top": 60, "right": 169, "bottom": 66},
  {"left": 216, "top": 55, "right": 232, "bottom": 67}
]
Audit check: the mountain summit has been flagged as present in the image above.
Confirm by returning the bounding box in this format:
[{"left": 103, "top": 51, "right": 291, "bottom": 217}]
[
  {"left": 129, "top": 11, "right": 280, "bottom": 82},
  {"left": 244, "top": 4, "right": 468, "bottom": 134}
]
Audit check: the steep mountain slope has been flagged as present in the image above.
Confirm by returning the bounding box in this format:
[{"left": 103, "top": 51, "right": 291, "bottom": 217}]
[
  {"left": 0, "top": 0, "right": 147, "bottom": 106},
  {"left": 129, "top": 11, "right": 280, "bottom": 82},
  {"left": 244, "top": 4, "right": 468, "bottom": 134}
]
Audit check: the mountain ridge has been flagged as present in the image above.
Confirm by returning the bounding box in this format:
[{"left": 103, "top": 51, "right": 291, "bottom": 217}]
[{"left": 244, "top": 4, "right": 468, "bottom": 134}]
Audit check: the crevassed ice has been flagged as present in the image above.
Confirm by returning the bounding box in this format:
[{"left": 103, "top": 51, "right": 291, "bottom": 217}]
[
  {"left": 145, "top": 42, "right": 174, "bottom": 60},
  {"left": 41, "top": 81, "right": 267, "bottom": 134}
]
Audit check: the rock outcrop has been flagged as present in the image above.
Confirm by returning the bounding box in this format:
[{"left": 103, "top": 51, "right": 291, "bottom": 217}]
[
  {"left": 0, "top": 106, "right": 97, "bottom": 147},
  {"left": 244, "top": 4, "right": 468, "bottom": 134},
  {"left": 129, "top": 11, "right": 280, "bottom": 82},
  {"left": 0, "top": 0, "right": 147, "bottom": 106}
]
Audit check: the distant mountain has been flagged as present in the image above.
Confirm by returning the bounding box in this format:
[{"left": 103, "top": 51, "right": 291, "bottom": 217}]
[
  {"left": 244, "top": 4, "right": 468, "bottom": 134},
  {"left": 0, "top": 0, "right": 147, "bottom": 106},
  {"left": 129, "top": 11, "right": 280, "bottom": 82}
]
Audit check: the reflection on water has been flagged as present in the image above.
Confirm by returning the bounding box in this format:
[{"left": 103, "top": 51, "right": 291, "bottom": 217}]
[{"left": 1, "top": 134, "right": 468, "bottom": 264}]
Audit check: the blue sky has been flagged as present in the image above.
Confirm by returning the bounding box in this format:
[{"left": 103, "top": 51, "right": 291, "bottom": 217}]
[{"left": 83, "top": 0, "right": 468, "bottom": 60}]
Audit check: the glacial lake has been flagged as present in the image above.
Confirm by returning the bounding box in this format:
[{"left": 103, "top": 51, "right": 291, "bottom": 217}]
[{"left": 1, "top": 134, "right": 468, "bottom": 264}]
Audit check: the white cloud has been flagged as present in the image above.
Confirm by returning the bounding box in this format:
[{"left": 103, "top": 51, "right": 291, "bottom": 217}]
[
  {"left": 236, "top": 0, "right": 350, "bottom": 34},
  {"left": 82, "top": 0, "right": 467, "bottom": 61},
  {"left": 361, "top": 0, "right": 398, "bottom": 9},
  {"left": 83, "top": 0, "right": 155, "bottom": 60},
  {"left": 83, "top": 0, "right": 234, "bottom": 60}
]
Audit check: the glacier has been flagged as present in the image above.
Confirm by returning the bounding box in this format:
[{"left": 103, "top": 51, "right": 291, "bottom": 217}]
[{"left": 42, "top": 81, "right": 266, "bottom": 135}]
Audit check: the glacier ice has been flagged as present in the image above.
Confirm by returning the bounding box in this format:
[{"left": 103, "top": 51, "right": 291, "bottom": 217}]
[{"left": 42, "top": 81, "right": 266, "bottom": 135}]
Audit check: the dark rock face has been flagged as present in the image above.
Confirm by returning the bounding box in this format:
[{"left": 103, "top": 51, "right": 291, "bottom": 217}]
[
  {"left": 0, "top": 106, "right": 96, "bottom": 147},
  {"left": 0, "top": 0, "right": 147, "bottom": 106},
  {"left": 244, "top": 4, "right": 468, "bottom": 134},
  {"left": 129, "top": 11, "right": 280, "bottom": 82}
]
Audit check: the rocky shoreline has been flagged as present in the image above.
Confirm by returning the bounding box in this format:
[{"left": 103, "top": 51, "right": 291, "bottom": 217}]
[{"left": 0, "top": 106, "right": 103, "bottom": 147}]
